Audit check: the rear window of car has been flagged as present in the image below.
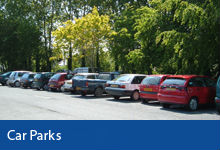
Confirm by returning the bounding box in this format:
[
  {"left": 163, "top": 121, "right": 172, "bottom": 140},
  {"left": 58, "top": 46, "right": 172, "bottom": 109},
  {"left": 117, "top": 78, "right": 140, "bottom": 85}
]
[
  {"left": 73, "top": 75, "right": 86, "bottom": 80},
  {"left": 51, "top": 74, "right": 61, "bottom": 80},
  {"left": 98, "top": 74, "right": 111, "bottom": 80},
  {"left": 113, "top": 75, "right": 132, "bottom": 82},
  {"left": 34, "top": 74, "right": 42, "bottom": 79},
  {"left": 162, "top": 78, "right": 186, "bottom": 86},
  {"left": 142, "top": 76, "right": 162, "bottom": 85}
]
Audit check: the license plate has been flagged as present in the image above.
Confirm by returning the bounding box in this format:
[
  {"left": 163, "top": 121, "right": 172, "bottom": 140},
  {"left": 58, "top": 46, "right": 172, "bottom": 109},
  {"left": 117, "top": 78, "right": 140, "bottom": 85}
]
[
  {"left": 67, "top": 82, "right": 72, "bottom": 85},
  {"left": 166, "top": 88, "right": 176, "bottom": 91},
  {"left": 144, "top": 88, "right": 152, "bottom": 92},
  {"left": 111, "top": 84, "right": 118, "bottom": 88},
  {"left": 34, "top": 79, "right": 38, "bottom": 82},
  {"left": 50, "top": 85, "right": 54, "bottom": 87},
  {"left": 76, "top": 87, "right": 81, "bottom": 90}
]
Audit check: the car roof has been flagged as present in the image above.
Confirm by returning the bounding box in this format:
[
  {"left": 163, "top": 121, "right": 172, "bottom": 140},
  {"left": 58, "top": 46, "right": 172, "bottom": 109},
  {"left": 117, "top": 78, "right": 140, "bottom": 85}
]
[
  {"left": 147, "top": 74, "right": 169, "bottom": 77},
  {"left": 121, "top": 74, "right": 147, "bottom": 76},
  {"left": 75, "top": 73, "right": 98, "bottom": 76},
  {"left": 166, "top": 75, "right": 209, "bottom": 79}
]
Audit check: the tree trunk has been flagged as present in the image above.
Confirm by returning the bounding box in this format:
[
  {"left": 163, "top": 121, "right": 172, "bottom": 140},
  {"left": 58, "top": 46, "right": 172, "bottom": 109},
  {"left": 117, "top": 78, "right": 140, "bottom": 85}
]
[{"left": 68, "top": 42, "right": 73, "bottom": 70}]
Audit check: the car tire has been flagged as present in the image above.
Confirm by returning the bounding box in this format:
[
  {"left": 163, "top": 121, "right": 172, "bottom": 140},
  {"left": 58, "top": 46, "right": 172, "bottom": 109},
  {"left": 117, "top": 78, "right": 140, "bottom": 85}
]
[
  {"left": 131, "top": 90, "right": 140, "bottom": 101},
  {"left": 188, "top": 98, "right": 198, "bottom": 111},
  {"left": 14, "top": 81, "right": 20, "bottom": 87},
  {"left": 94, "top": 87, "right": 103, "bottom": 97},
  {"left": 162, "top": 103, "right": 170, "bottom": 108},
  {"left": 217, "top": 107, "right": 220, "bottom": 114},
  {"left": 81, "top": 91, "right": 86, "bottom": 96},
  {"left": 43, "top": 84, "right": 48, "bottom": 91},
  {"left": 113, "top": 96, "right": 120, "bottom": 100},
  {"left": 1, "top": 83, "right": 5, "bottom": 86}
]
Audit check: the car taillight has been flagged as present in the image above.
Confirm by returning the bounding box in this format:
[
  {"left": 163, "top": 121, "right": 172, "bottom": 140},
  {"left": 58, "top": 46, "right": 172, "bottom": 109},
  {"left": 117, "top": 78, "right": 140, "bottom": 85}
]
[
  {"left": 119, "top": 85, "right": 125, "bottom": 88},
  {"left": 86, "top": 82, "right": 88, "bottom": 87},
  {"left": 105, "top": 83, "right": 109, "bottom": 87}
]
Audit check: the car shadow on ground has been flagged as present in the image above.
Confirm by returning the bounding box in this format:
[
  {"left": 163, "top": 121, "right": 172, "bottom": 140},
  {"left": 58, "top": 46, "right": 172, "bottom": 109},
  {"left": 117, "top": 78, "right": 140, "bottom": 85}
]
[
  {"left": 107, "top": 97, "right": 141, "bottom": 103},
  {"left": 160, "top": 105, "right": 218, "bottom": 115},
  {"left": 71, "top": 94, "right": 112, "bottom": 100}
]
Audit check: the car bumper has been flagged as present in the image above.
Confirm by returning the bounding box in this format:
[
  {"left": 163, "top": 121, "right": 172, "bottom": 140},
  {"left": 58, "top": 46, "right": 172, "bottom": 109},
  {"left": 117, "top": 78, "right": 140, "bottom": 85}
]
[
  {"left": 75, "top": 87, "right": 94, "bottom": 94},
  {"left": 158, "top": 93, "right": 189, "bottom": 105},
  {"left": 105, "top": 87, "right": 132, "bottom": 96}
]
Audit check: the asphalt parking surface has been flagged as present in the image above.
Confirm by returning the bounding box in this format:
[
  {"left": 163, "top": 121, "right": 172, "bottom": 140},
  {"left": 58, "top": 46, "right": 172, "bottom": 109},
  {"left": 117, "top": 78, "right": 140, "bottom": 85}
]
[{"left": 0, "top": 85, "right": 219, "bottom": 120}]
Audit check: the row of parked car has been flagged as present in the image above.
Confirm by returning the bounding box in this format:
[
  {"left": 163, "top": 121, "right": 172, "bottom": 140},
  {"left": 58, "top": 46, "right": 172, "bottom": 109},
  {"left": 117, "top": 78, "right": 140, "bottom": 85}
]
[{"left": 0, "top": 70, "right": 219, "bottom": 113}]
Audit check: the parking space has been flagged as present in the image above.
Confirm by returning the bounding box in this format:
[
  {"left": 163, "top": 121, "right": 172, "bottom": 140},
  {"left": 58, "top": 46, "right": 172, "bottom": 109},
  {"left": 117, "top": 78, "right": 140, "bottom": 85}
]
[{"left": 0, "top": 86, "right": 219, "bottom": 120}]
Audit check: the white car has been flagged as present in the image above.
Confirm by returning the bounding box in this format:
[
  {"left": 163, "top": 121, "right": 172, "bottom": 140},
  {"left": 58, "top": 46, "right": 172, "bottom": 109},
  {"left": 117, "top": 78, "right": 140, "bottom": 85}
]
[
  {"left": 105, "top": 74, "right": 147, "bottom": 100},
  {"left": 61, "top": 79, "right": 73, "bottom": 92}
]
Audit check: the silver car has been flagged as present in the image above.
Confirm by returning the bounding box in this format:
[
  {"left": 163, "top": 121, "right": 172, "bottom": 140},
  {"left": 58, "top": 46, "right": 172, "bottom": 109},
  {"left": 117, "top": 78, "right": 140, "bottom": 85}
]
[{"left": 8, "top": 71, "right": 30, "bottom": 87}]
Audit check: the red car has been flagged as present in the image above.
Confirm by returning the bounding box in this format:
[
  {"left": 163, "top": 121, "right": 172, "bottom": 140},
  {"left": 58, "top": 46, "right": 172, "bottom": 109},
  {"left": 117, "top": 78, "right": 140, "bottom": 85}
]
[
  {"left": 48, "top": 73, "right": 73, "bottom": 91},
  {"left": 140, "top": 75, "right": 168, "bottom": 103},
  {"left": 158, "top": 75, "right": 216, "bottom": 111}
]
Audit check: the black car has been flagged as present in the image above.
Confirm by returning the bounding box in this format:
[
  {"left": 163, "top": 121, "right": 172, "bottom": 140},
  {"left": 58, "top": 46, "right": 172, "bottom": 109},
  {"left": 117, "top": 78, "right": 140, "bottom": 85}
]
[
  {"left": 20, "top": 72, "right": 36, "bottom": 88},
  {"left": 33, "top": 72, "right": 54, "bottom": 90},
  {"left": 0, "top": 71, "right": 12, "bottom": 86}
]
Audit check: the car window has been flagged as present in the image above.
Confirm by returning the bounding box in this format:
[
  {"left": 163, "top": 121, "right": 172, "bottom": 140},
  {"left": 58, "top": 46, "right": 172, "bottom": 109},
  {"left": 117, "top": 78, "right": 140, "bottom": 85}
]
[
  {"left": 29, "top": 74, "right": 35, "bottom": 79},
  {"left": 66, "top": 74, "right": 73, "bottom": 80},
  {"left": 51, "top": 74, "right": 61, "bottom": 80},
  {"left": 9, "top": 72, "right": 15, "bottom": 78},
  {"left": 2, "top": 72, "right": 11, "bottom": 76},
  {"left": 142, "top": 76, "right": 162, "bottom": 85},
  {"left": 162, "top": 78, "right": 186, "bottom": 86},
  {"left": 34, "top": 74, "right": 41, "bottom": 79},
  {"left": 131, "top": 76, "right": 146, "bottom": 84},
  {"left": 22, "top": 73, "right": 29, "bottom": 78},
  {"left": 114, "top": 75, "right": 132, "bottom": 82},
  {"left": 73, "top": 75, "right": 85, "bottom": 80},
  {"left": 203, "top": 78, "right": 215, "bottom": 87},
  {"left": 188, "top": 78, "right": 205, "bottom": 87},
  {"left": 87, "top": 75, "right": 96, "bottom": 79},
  {"left": 18, "top": 72, "right": 26, "bottom": 77},
  {"left": 98, "top": 74, "right": 111, "bottom": 80}
]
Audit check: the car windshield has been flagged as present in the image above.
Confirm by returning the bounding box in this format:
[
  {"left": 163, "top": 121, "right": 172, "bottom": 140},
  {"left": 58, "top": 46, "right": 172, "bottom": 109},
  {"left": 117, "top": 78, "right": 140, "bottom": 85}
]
[
  {"left": 34, "top": 74, "right": 42, "bottom": 79},
  {"left": 162, "top": 78, "right": 186, "bottom": 86},
  {"left": 51, "top": 74, "right": 61, "bottom": 80},
  {"left": 22, "top": 73, "right": 29, "bottom": 78},
  {"left": 113, "top": 75, "right": 132, "bottom": 82},
  {"left": 98, "top": 74, "right": 111, "bottom": 80},
  {"left": 142, "top": 76, "right": 161, "bottom": 85},
  {"left": 2, "top": 72, "right": 11, "bottom": 76},
  {"left": 73, "top": 75, "right": 86, "bottom": 80}
]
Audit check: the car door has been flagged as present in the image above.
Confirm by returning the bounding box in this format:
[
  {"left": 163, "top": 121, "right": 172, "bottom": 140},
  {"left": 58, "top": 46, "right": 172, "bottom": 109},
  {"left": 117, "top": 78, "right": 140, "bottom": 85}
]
[
  {"left": 130, "top": 76, "right": 146, "bottom": 91},
  {"left": 203, "top": 78, "right": 216, "bottom": 103},
  {"left": 187, "top": 77, "right": 207, "bottom": 104}
]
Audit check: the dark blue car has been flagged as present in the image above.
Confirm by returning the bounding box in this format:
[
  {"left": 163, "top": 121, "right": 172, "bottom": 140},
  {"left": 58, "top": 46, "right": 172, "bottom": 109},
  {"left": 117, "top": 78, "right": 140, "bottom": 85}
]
[{"left": 0, "top": 71, "right": 12, "bottom": 86}]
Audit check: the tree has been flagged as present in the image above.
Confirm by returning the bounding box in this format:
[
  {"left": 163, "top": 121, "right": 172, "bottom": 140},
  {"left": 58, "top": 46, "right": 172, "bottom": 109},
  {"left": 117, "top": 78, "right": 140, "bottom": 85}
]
[
  {"left": 53, "top": 7, "right": 111, "bottom": 71},
  {"left": 135, "top": 0, "right": 220, "bottom": 76}
]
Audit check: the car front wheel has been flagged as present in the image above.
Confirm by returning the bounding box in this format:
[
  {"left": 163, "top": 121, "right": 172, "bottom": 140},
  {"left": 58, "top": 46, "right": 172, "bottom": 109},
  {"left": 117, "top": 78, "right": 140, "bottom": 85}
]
[{"left": 14, "top": 81, "right": 20, "bottom": 87}]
